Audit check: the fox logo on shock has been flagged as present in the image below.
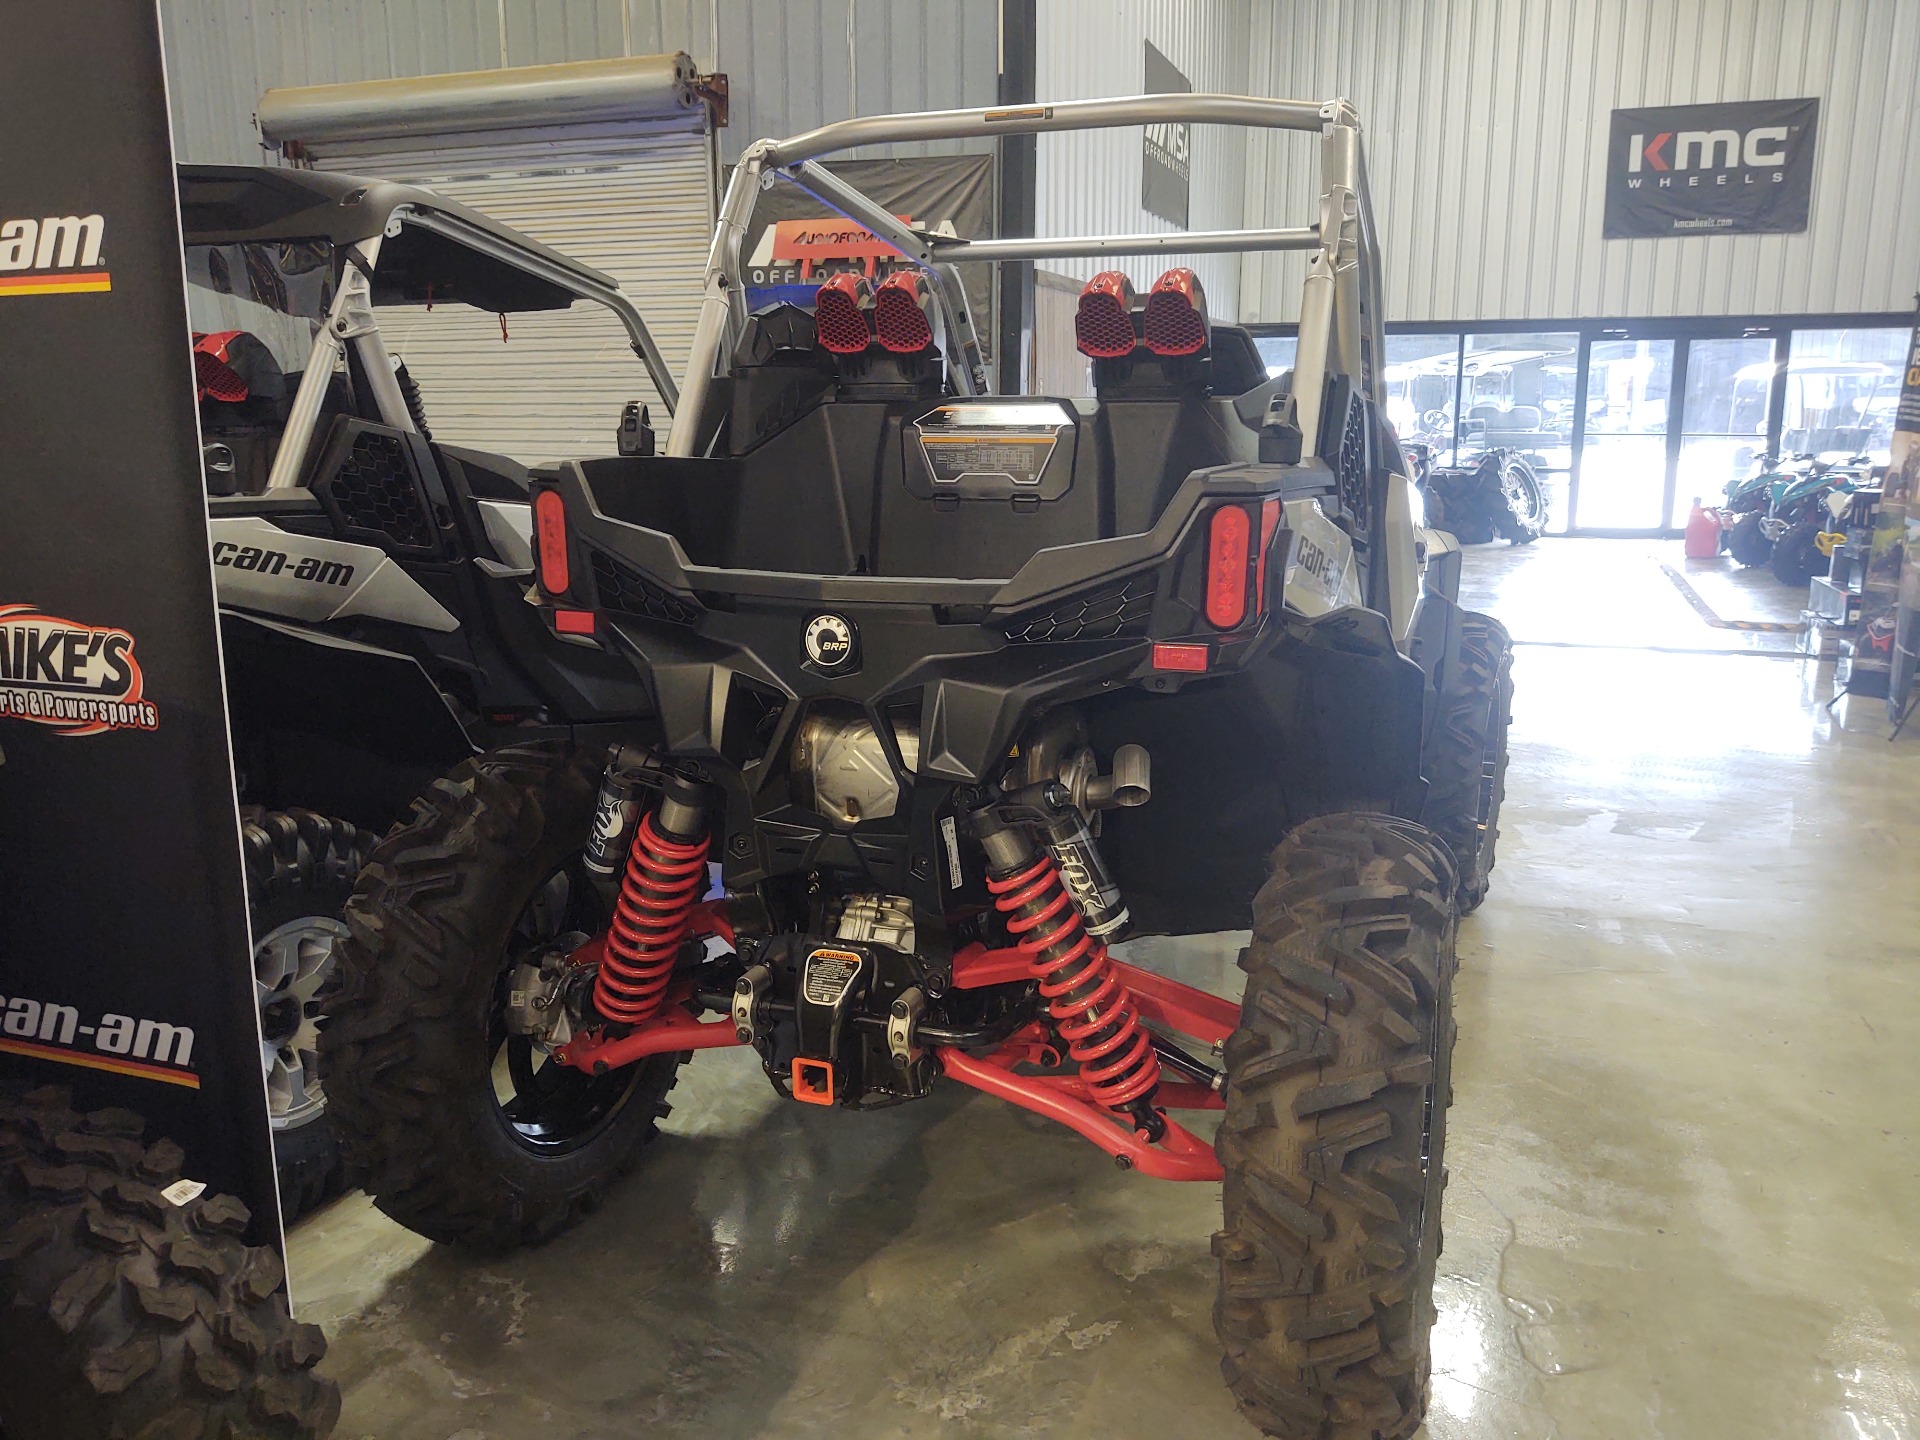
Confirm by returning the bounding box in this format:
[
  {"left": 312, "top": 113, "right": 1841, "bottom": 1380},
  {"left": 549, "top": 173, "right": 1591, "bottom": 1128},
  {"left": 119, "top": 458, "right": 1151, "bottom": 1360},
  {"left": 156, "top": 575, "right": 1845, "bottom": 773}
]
[{"left": 0, "top": 605, "right": 157, "bottom": 735}]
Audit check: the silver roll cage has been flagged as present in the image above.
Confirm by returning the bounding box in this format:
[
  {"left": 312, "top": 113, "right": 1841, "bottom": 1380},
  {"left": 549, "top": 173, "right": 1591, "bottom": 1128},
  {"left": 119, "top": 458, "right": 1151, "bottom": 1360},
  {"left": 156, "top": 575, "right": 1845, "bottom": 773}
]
[
  {"left": 665, "top": 92, "right": 1389, "bottom": 460},
  {"left": 263, "top": 206, "right": 678, "bottom": 491}
]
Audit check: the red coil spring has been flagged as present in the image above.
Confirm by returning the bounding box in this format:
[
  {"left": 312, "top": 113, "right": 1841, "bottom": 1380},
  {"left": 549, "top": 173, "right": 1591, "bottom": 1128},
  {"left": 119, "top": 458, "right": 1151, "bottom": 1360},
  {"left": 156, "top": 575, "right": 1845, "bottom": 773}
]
[
  {"left": 592, "top": 811, "right": 709, "bottom": 1027},
  {"left": 986, "top": 855, "right": 1161, "bottom": 1112}
]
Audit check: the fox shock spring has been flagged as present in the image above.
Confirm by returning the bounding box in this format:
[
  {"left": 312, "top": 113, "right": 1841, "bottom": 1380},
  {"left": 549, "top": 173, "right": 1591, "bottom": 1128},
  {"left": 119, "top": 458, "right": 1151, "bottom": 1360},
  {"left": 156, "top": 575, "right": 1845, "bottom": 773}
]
[
  {"left": 979, "top": 821, "right": 1163, "bottom": 1135},
  {"left": 591, "top": 774, "right": 710, "bottom": 1028}
]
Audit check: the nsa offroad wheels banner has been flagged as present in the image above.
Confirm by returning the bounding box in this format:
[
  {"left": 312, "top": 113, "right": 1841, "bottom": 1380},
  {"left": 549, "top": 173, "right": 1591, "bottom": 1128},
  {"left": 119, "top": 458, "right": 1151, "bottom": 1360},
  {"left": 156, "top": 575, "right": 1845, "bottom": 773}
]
[{"left": 0, "top": 0, "right": 282, "bottom": 1244}]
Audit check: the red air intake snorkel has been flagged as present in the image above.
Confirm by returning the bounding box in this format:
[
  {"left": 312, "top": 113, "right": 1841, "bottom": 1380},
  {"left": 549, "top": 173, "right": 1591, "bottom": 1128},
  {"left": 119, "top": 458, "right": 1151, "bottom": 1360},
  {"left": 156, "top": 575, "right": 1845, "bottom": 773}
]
[
  {"left": 1142, "top": 268, "right": 1209, "bottom": 356},
  {"left": 813, "top": 273, "right": 874, "bottom": 354},
  {"left": 873, "top": 270, "right": 935, "bottom": 353},
  {"left": 1074, "top": 272, "right": 1137, "bottom": 358}
]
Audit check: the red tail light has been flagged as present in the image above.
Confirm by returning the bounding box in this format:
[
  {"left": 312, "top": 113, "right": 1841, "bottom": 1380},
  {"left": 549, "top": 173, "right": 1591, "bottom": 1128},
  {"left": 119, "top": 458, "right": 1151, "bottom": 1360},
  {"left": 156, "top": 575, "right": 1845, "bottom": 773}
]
[
  {"left": 1074, "top": 272, "right": 1137, "bottom": 358},
  {"left": 814, "top": 273, "right": 874, "bottom": 354},
  {"left": 1151, "top": 642, "right": 1209, "bottom": 673},
  {"left": 1205, "top": 505, "right": 1252, "bottom": 629},
  {"left": 1143, "top": 268, "right": 1208, "bottom": 356},
  {"left": 533, "top": 488, "right": 571, "bottom": 595},
  {"left": 873, "top": 270, "right": 934, "bottom": 353}
]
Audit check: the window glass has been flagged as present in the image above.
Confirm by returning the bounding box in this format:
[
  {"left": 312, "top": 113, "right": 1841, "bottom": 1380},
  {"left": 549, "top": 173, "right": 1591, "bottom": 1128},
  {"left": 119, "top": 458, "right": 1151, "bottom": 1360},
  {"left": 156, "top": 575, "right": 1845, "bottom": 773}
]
[
  {"left": 1461, "top": 331, "right": 1578, "bottom": 532},
  {"left": 1576, "top": 338, "right": 1675, "bottom": 530},
  {"left": 184, "top": 241, "right": 330, "bottom": 371},
  {"left": 1672, "top": 336, "right": 1775, "bottom": 527},
  {"left": 1784, "top": 327, "right": 1907, "bottom": 464},
  {"left": 1254, "top": 335, "right": 1297, "bottom": 378},
  {"left": 1383, "top": 334, "right": 1461, "bottom": 460}
]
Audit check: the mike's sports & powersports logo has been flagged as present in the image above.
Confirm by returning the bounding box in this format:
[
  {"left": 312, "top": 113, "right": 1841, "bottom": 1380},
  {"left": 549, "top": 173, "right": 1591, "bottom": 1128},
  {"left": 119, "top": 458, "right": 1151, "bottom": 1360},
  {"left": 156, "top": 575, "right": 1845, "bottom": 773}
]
[{"left": 0, "top": 604, "right": 158, "bottom": 734}]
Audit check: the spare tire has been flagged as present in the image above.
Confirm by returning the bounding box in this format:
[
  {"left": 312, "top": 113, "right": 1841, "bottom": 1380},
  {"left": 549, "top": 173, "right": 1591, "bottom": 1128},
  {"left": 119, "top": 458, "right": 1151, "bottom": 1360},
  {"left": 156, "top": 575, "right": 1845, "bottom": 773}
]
[{"left": 0, "top": 1084, "right": 341, "bottom": 1440}]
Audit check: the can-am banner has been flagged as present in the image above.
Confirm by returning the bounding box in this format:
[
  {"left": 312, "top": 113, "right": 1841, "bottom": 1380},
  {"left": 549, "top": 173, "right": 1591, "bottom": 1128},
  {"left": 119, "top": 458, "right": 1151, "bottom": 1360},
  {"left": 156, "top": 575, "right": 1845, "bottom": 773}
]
[
  {"left": 739, "top": 154, "right": 995, "bottom": 358},
  {"left": 1603, "top": 97, "right": 1819, "bottom": 239},
  {"left": 0, "top": 0, "right": 283, "bottom": 1244}
]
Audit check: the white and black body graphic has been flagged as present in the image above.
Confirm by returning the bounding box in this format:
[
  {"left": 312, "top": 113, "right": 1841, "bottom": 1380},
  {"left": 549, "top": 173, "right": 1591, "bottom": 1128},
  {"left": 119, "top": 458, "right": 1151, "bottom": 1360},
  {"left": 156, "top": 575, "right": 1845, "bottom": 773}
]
[{"left": 176, "top": 164, "right": 677, "bottom": 1216}]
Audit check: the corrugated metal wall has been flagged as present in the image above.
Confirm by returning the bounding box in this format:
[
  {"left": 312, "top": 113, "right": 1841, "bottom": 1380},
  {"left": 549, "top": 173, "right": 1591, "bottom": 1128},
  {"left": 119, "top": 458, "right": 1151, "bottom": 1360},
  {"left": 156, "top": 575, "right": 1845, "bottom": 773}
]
[
  {"left": 1242, "top": 0, "right": 1920, "bottom": 323},
  {"left": 158, "top": 0, "right": 1000, "bottom": 165},
  {"left": 1033, "top": 0, "right": 1254, "bottom": 317}
]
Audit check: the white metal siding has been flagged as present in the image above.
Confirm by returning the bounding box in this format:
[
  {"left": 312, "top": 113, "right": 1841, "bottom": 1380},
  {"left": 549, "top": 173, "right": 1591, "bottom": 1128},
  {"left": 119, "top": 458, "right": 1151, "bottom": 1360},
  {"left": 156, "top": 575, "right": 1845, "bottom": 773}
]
[
  {"left": 312, "top": 129, "right": 713, "bottom": 465},
  {"left": 1033, "top": 0, "right": 1255, "bottom": 318},
  {"left": 1242, "top": 0, "right": 1920, "bottom": 323},
  {"left": 159, "top": 0, "right": 999, "bottom": 165}
]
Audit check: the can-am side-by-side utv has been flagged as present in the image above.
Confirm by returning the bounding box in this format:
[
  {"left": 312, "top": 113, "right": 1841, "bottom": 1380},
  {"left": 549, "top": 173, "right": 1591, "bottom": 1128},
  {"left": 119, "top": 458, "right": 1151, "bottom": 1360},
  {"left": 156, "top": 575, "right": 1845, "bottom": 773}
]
[
  {"left": 321, "top": 94, "right": 1515, "bottom": 1439},
  {"left": 179, "top": 166, "right": 678, "bottom": 1215}
]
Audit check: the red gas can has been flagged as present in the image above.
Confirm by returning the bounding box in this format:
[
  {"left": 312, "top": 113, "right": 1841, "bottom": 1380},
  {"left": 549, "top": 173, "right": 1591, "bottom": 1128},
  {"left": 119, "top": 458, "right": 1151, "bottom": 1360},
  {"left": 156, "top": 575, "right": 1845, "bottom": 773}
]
[{"left": 1683, "top": 498, "right": 1721, "bottom": 559}]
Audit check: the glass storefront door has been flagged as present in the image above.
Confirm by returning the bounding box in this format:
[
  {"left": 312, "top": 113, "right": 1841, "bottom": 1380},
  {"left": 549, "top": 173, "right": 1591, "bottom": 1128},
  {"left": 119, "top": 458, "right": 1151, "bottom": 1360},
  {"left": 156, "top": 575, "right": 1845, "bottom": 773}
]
[
  {"left": 1672, "top": 336, "right": 1777, "bottom": 528},
  {"left": 1574, "top": 338, "right": 1675, "bottom": 530},
  {"left": 1460, "top": 332, "right": 1578, "bottom": 532}
]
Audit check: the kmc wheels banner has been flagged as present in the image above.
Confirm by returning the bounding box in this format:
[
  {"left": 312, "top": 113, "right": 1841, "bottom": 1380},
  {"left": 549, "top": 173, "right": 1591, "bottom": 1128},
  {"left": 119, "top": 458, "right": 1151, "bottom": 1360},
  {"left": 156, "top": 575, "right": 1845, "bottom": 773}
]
[{"left": 0, "top": 0, "right": 282, "bottom": 1244}]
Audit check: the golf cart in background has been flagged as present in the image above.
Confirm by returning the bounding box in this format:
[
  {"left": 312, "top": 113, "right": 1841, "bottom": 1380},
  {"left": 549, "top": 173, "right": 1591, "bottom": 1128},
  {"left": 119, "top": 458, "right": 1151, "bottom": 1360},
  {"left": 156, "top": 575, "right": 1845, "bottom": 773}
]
[
  {"left": 179, "top": 165, "right": 679, "bottom": 1215},
  {"left": 319, "top": 92, "right": 1518, "bottom": 1440}
]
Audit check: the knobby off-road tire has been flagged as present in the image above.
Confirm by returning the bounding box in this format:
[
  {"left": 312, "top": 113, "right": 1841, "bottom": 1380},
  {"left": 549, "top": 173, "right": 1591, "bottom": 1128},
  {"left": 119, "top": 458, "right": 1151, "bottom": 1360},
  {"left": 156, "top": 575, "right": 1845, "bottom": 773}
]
[
  {"left": 1728, "top": 512, "right": 1773, "bottom": 568},
  {"left": 1213, "top": 814, "right": 1460, "bottom": 1440},
  {"left": 1769, "top": 520, "right": 1827, "bottom": 587},
  {"left": 1491, "top": 455, "right": 1547, "bottom": 545},
  {"left": 240, "top": 808, "right": 378, "bottom": 1223},
  {"left": 1420, "top": 615, "right": 1514, "bottom": 914},
  {"left": 320, "top": 741, "right": 685, "bottom": 1254},
  {"left": 0, "top": 1085, "right": 340, "bottom": 1440}
]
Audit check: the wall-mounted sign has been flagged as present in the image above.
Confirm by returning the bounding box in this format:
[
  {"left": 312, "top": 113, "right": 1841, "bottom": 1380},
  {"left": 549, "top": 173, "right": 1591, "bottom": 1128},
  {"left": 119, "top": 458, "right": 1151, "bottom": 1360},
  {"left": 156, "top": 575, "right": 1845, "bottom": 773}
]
[
  {"left": 1142, "top": 42, "right": 1191, "bottom": 228},
  {"left": 1603, "top": 97, "right": 1819, "bottom": 238},
  {"left": 738, "top": 153, "right": 995, "bottom": 355}
]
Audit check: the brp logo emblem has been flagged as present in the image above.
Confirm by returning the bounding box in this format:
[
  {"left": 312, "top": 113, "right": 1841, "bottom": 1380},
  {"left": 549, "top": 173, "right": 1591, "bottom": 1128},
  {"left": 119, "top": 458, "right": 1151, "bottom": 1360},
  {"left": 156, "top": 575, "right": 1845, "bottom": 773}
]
[{"left": 804, "top": 613, "right": 857, "bottom": 671}]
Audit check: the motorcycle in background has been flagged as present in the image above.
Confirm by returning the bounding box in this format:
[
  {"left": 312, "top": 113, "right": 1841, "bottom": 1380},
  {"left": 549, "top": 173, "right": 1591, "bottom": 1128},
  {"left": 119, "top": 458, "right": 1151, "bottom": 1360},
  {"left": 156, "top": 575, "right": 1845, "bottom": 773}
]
[{"left": 1406, "top": 436, "right": 1549, "bottom": 545}]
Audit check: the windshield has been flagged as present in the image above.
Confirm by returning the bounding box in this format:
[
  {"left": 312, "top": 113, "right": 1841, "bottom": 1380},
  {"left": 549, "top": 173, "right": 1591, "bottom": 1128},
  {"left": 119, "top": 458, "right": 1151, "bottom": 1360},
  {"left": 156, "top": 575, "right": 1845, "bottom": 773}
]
[{"left": 183, "top": 241, "right": 332, "bottom": 371}]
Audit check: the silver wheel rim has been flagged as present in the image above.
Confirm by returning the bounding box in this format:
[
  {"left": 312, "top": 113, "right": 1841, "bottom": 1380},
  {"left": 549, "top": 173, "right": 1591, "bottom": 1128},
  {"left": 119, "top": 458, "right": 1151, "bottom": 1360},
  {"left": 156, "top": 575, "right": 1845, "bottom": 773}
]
[{"left": 255, "top": 915, "right": 345, "bottom": 1131}]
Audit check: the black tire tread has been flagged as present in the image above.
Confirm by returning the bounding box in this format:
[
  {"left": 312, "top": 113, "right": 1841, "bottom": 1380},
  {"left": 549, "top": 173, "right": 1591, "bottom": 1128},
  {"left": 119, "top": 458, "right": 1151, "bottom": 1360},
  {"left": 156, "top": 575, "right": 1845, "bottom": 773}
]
[
  {"left": 1420, "top": 614, "right": 1513, "bottom": 913},
  {"left": 1214, "top": 814, "right": 1459, "bottom": 1440},
  {"left": 0, "top": 1084, "right": 340, "bottom": 1440},
  {"left": 1728, "top": 512, "right": 1773, "bottom": 567},
  {"left": 1769, "top": 519, "right": 1826, "bottom": 587},
  {"left": 239, "top": 808, "right": 378, "bottom": 1222},
  {"left": 318, "top": 742, "right": 683, "bottom": 1254}
]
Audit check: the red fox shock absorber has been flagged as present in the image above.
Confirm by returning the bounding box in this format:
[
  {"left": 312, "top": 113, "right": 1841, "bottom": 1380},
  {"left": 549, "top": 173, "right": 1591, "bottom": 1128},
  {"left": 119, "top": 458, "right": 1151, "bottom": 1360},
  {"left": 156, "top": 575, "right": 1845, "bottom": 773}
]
[
  {"left": 591, "top": 772, "right": 711, "bottom": 1028},
  {"left": 974, "top": 804, "right": 1164, "bottom": 1136}
]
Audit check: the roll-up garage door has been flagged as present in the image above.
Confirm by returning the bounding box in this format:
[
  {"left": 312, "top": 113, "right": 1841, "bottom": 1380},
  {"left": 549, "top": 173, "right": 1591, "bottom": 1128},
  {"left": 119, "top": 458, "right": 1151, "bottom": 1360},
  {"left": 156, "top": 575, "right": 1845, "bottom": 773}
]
[{"left": 261, "top": 57, "right": 715, "bottom": 466}]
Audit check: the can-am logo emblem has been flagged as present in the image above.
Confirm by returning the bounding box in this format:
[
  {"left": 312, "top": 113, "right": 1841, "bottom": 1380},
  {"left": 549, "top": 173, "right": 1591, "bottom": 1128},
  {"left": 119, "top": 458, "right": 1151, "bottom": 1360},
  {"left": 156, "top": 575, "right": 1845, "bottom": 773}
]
[
  {"left": 804, "top": 613, "right": 856, "bottom": 670},
  {"left": 0, "top": 213, "right": 111, "bottom": 297},
  {"left": 0, "top": 604, "right": 157, "bottom": 735}
]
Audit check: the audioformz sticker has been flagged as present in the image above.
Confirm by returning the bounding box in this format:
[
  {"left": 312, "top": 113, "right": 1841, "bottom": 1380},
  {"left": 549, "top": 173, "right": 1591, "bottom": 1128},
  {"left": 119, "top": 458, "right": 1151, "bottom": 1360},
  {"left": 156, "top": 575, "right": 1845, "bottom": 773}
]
[{"left": 0, "top": 604, "right": 158, "bottom": 734}]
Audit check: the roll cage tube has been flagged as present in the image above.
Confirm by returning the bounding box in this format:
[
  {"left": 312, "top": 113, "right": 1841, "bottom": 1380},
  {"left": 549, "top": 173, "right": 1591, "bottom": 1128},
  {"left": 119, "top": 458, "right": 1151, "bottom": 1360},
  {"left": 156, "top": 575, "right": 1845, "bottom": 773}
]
[
  {"left": 664, "top": 92, "right": 1388, "bottom": 460},
  {"left": 262, "top": 211, "right": 679, "bottom": 492}
]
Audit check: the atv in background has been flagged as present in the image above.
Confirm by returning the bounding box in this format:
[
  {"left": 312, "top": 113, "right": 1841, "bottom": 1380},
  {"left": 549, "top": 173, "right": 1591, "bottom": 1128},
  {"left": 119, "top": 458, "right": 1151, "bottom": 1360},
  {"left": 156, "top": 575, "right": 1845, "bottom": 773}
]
[
  {"left": 1721, "top": 449, "right": 1874, "bottom": 585},
  {"left": 321, "top": 93, "right": 1516, "bottom": 1439},
  {"left": 1407, "top": 439, "right": 1548, "bottom": 545},
  {"left": 179, "top": 166, "right": 679, "bottom": 1216}
]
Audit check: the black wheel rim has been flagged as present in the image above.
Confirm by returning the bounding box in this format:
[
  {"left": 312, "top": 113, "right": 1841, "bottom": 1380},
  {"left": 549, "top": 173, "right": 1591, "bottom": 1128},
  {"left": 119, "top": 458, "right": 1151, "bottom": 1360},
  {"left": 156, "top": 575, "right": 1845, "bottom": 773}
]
[{"left": 486, "top": 860, "right": 647, "bottom": 1155}]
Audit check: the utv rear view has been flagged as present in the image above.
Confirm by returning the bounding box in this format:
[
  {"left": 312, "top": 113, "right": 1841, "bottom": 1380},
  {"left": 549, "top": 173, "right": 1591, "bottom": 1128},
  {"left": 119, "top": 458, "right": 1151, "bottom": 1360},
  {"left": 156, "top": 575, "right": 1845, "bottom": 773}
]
[{"left": 321, "top": 93, "right": 1514, "bottom": 1439}]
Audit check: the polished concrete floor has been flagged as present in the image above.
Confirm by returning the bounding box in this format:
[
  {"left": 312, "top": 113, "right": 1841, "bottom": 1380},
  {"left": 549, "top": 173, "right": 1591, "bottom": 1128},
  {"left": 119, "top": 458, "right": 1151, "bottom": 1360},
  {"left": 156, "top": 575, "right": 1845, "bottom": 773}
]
[{"left": 290, "top": 538, "right": 1920, "bottom": 1439}]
